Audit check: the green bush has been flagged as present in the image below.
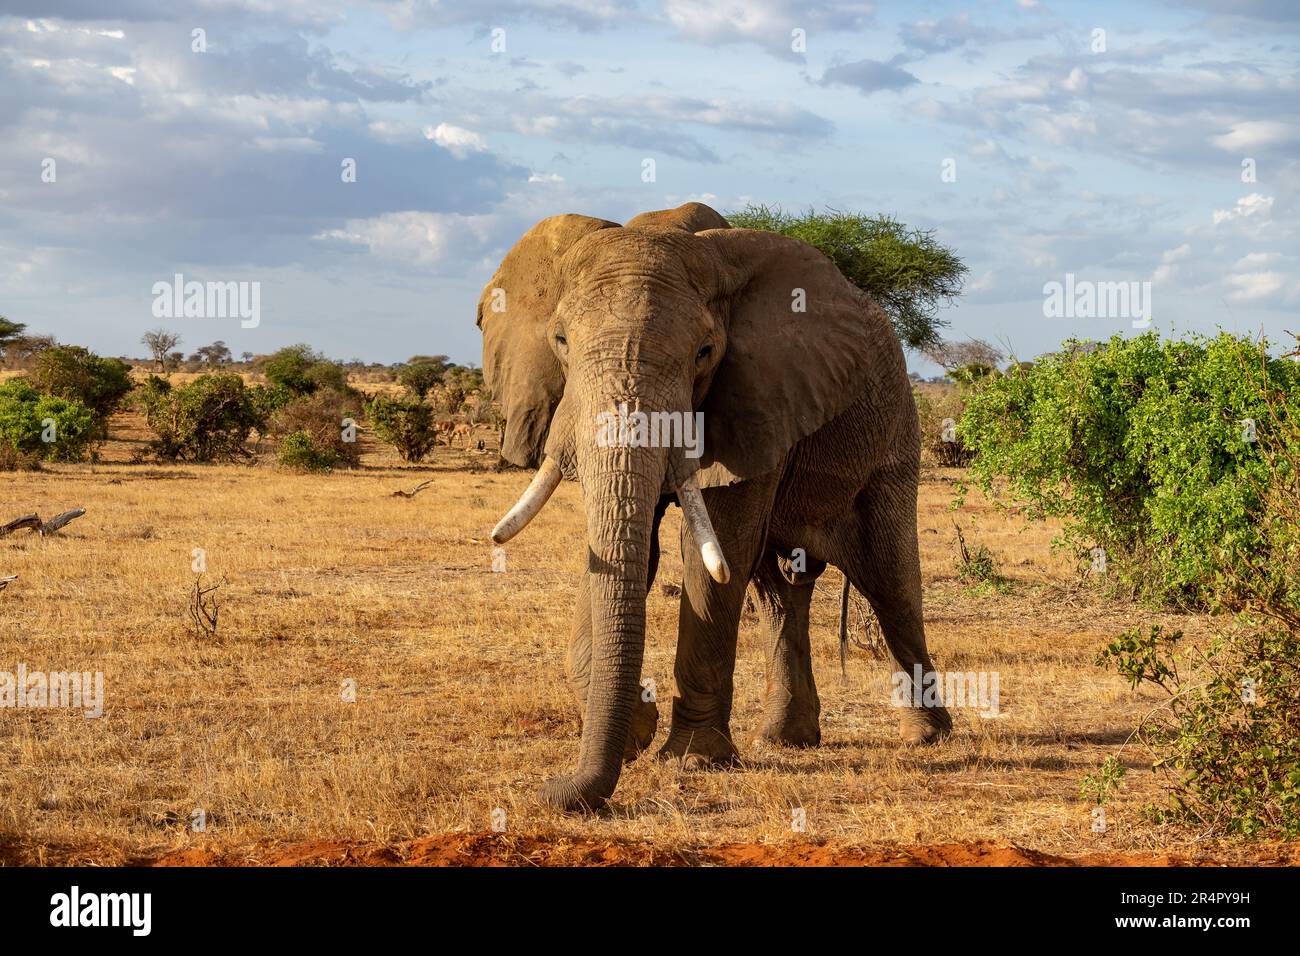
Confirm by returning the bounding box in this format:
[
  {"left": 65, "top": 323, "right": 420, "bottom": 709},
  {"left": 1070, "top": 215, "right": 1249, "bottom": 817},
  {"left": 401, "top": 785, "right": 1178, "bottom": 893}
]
[
  {"left": 367, "top": 395, "right": 439, "bottom": 462},
  {"left": 959, "top": 332, "right": 1300, "bottom": 606},
  {"left": 0, "top": 378, "right": 97, "bottom": 463},
  {"left": 29, "top": 345, "right": 133, "bottom": 434},
  {"left": 1097, "top": 618, "right": 1299, "bottom": 837},
  {"left": 263, "top": 344, "right": 351, "bottom": 397},
  {"left": 1089, "top": 336, "right": 1300, "bottom": 837},
  {"left": 277, "top": 430, "right": 337, "bottom": 472},
  {"left": 136, "top": 373, "right": 265, "bottom": 462}
]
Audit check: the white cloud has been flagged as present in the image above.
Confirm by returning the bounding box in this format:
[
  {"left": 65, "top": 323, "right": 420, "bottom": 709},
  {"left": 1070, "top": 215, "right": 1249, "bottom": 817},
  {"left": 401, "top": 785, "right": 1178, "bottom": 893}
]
[
  {"left": 314, "top": 210, "right": 499, "bottom": 268},
  {"left": 1211, "top": 121, "right": 1300, "bottom": 153},
  {"left": 1225, "top": 269, "right": 1285, "bottom": 302},
  {"left": 1212, "top": 193, "right": 1273, "bottom": 225},
  {"left": 425, "top": 122, "right": 487, "bottom": 157},
  {"left": 1153, "top": 243, "right": 1191, "bottom": 283},
  {"left": 662, "top": 0, "right": 873, "bottom": 56}
]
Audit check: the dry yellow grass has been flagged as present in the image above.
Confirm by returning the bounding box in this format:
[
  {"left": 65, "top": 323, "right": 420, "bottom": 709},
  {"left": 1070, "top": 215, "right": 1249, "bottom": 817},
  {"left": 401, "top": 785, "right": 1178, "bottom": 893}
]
[{"left": 0, "top": 404, "right": 1273, "bottom": 865}]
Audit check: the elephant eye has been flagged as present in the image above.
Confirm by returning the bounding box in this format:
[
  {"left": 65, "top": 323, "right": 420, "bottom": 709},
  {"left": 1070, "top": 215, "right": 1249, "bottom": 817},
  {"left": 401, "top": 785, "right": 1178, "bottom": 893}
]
[
  {"left": 696, "top": 344, "right": 713, "bottom": 362},
  {"left": 555, "top": 334, "right": 568, "bottom": 350}
]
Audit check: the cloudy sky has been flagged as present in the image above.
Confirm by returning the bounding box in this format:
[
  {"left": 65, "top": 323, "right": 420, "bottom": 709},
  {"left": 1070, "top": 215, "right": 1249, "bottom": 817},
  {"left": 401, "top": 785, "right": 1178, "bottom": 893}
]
[{"left": 1, "top": 1, "right": 1296, "bottom": 373}]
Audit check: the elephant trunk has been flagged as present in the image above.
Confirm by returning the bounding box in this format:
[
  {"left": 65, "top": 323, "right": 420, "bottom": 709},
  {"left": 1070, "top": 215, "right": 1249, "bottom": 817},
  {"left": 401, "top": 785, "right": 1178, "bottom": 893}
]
[{"left": 539, "top": 392, "right": 669, "bottom": 812}]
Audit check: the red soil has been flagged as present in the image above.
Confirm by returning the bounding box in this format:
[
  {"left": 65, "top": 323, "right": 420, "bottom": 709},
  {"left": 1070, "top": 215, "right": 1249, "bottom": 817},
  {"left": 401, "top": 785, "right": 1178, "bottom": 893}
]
[{"left": 135, "top": 835, "right": 1300, "bottom": 867}]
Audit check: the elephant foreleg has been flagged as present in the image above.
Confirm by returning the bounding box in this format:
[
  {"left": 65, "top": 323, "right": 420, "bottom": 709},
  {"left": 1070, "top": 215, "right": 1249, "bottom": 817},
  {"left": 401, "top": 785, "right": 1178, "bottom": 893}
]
[{"left": 661, "top": 473, "right": 779, "bottom": 767}]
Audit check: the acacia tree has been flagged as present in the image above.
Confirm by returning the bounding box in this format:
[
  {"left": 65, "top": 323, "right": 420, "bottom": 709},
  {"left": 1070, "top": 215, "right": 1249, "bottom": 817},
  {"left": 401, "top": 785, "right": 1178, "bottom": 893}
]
[
  {"left": 725, "top": 205, "right": 966, "bottom": 351},
  {"left": 194, "top": 341, "right": 232, "bottom": 365},
  {"left": 923, "top": 338, "right": 1005, "bottom": 383},
  {"left": 1, "top": 317, "right": 27, "bottom": 362},
  {"left": 141, "top": 328, "right": 182, "bottom": 370}
]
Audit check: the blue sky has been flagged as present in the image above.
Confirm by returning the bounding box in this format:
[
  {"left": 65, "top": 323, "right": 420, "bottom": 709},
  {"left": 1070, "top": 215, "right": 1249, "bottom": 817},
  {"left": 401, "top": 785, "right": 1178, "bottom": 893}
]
[{"left": 1, "top": 1, "right": 1296, "bottom": 374}]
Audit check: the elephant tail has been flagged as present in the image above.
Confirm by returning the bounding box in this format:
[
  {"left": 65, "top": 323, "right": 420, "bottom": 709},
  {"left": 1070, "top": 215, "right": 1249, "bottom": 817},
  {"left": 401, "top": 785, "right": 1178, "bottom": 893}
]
[{"left": 839, "top": 575, "right": 850, "bottom": 678}]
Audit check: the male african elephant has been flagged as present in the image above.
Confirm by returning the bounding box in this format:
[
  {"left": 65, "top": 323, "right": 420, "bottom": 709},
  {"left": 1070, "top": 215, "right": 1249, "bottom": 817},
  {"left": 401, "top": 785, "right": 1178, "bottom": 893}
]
[{"left": 480, "top": 202, "right": 951, "bottom": 812}]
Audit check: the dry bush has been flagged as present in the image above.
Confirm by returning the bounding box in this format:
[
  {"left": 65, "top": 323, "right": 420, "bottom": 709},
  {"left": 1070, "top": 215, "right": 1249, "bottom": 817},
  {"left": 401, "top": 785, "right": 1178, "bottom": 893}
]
[
  {"left": 268, "top": 390, "right": 363, "bottom": 468},
  {"left": 914, "top": 384, "right": 972, "bottom": 466}
]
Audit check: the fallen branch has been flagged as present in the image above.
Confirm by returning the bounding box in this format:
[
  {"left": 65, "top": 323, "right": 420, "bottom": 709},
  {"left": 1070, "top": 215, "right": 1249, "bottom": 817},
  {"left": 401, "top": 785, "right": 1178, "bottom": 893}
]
[
  {"left": 391, "top": 480, "right": 434, "bottom": 499},
  {"left": 0, "top": 575, "right": 16, "bottom": 592},
  {"left": 0, "top": 509, "right": 87, "bottom": 538}
]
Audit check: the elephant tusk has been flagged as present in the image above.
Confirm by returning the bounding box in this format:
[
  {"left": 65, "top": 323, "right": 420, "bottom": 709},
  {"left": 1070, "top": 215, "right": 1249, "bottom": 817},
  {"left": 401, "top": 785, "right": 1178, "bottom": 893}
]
[
  {"left": 491, "top": 457, "right": 562, "bottom": 544},
  {"left": 677, "top": 477, "right": 731, "bottom": 584}
]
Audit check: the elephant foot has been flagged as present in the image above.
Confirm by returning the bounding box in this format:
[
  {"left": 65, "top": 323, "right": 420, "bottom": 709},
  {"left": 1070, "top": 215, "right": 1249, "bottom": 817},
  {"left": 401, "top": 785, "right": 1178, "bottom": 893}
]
[
  {"left": 658, "top": 727, "right": 739, "bottom": 769},
  {"left": 622, "top": 697, "right": 659, "bottom": 763},
  {"left": 539, "top": 774, "right": 609, "bottom": 814},
  {"left": 899, "top": 706, "right": 952, "bottom": 745},
  {"left": 755, "top": 707, "right": 821, "bottom": 748}
]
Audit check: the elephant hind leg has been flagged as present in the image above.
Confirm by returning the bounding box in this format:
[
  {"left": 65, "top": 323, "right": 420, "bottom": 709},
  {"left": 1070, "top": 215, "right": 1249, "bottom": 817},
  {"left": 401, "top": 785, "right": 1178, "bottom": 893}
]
[
  {"left": 829, "top": 465, "right": 952, "bottom": 745},
  {"left": 750, "top": 548, "right": 824, "bottom": 747}
]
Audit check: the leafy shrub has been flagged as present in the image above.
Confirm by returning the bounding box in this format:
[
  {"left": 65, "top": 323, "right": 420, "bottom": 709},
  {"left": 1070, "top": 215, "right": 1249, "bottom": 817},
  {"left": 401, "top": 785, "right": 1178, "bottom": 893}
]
[
  {"left": 277, "top": 430, "right": 337, "bottom": 472},
  {"left": 0, "top": 378, "right": 97, "bottom": 463},
  {"left": 952, "top": 522, "right": 1007, "bottom": 594},
  {"left": 29, "top": 345, "right": 133, "bottom": 434},
  {"left": 248, "top": 382, "right": 295, "bottom": 420},
  {"left": 268, "top": 389, "right": 362, "bottom": 468},
  {"left": 959, "top": 332, "right": 1300, "bottom": 606},
  {"left": 367, "top": 395, "right": 438, "bottom": 462},
  {"left": 136, "top": 374, "right": 265, "bottom": 462},
  {"left": 1089, "top": 337, "right": 1300, "bottom": 837},
  {"left": 1097, "top": 620, "right": 1299, "bottom": 837}
]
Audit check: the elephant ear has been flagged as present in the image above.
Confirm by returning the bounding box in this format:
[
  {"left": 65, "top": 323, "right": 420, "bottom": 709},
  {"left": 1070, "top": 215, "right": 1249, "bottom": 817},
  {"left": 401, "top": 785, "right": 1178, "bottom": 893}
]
[
  {"left": 626, "top": 201, "right": 730, "bottom": 233},
  {"left": 694, "top": 228, "right": 899, "bottom": 486},
  {"left": 478, "top": 213, "right": 620, "bottom": 466}
]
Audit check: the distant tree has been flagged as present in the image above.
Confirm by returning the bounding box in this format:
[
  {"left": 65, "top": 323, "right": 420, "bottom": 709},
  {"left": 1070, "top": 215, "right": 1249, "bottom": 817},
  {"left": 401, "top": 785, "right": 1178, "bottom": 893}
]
[
  {"left": 263, "top": 344, "right": 351, "bottom": 396},
  {"left": 408, "top": 354, "right": 450, "bottom": 369},
  {"left": 141, "top": 328, "right": 182, "bottom": 370},
  {"left": 194, "top": 341, "right": 233, "bottom": 366},
  {"left": 240, "top": 352, "right": 254, "bottom": 364},
  {"left": 399, "top": 358, "right": 448, "bottom": 399},
  {"left": 924, "top": 338, "right": 1004, "bottom": 374},
  {"left": 0, "top": 317, "right": 27, "bottom": 355},
  {"left": 0, "top": 333, "right": 54, "bottom": 369},
  {"left": 725, "top": 205, "right": 966, "bottom": 351}
]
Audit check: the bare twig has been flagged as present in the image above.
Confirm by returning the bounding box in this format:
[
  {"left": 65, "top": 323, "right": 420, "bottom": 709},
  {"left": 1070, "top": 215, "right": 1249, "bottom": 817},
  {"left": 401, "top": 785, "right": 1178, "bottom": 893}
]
[
  {"left": 0, "top": 574, "right": 16, "bottom": 592},
  {"left": 188, "top": 575, "right": 223, "bottom": 637},
  {"left": 391, "top": 480, "right": 435, "bottom": 499}
]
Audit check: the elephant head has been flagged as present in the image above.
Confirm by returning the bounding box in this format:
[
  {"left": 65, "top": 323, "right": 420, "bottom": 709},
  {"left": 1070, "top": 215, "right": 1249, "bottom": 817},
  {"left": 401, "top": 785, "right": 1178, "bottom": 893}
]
[{"left": 479, "top": 202, "right": 895, "bottom": 810}]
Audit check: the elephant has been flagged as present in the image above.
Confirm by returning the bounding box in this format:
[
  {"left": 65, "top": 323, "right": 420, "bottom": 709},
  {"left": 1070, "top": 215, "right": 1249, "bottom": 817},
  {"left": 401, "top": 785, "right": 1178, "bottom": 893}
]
[{"left": 479, "top": 201, "right": 952, "bottom": 812}]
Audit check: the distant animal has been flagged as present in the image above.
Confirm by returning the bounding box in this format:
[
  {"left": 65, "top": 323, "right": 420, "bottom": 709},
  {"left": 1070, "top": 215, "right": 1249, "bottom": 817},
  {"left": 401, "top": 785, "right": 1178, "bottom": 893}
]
[{"left": 450, "top": 423, "right": 472, "bottom": 446}]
